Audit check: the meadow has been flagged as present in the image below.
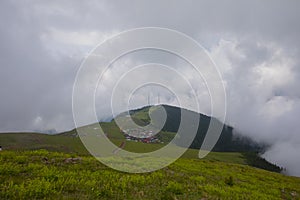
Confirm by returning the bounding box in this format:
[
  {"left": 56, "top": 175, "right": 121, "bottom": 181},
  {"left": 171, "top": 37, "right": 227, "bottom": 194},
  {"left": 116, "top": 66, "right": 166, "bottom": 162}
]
[
  {"left": 0, "top": 110, "right": 296, "bottom": 199},
  {"left": 1, "top": 150, "right": 300, "bottom": 199}
]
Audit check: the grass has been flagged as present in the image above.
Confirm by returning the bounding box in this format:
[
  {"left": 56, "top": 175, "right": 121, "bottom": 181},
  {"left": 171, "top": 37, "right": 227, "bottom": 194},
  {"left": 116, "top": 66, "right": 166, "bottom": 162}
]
[
  {"left": 1, "top": 150, "right": 300, "bottom": 199},
  {"left": 0, "top": 131, "right": 251, "bottom": 166},
  {"left": 0, "top": 130, "right": 280, "bottom": 172},
  {"left": 0, "top": 106, "right": 292, "bottom": 198},
  {"left": 0, "top": 132, "right": 89, "bottom": 155}
]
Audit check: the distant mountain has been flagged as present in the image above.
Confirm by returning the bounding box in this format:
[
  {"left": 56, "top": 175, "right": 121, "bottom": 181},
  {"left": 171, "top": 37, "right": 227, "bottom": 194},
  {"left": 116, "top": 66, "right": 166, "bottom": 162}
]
[{"left": 127, "top": 104, "right": 265, "bottom": 152}]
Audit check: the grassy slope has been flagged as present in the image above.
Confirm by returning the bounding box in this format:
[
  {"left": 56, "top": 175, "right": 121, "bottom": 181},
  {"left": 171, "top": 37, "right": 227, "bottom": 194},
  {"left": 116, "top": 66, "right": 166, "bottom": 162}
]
[
  {"left": 0, "top": 131, "right": 246, "bottom": 164},
  {"left": 0, "top": 132, "right": 88, "bottom": 154},
  {"left": 0, "top": 119, "right": 281, "bottom": 172},
  {"left": 0, "top": 150, "right": 299, "bottom": 199},
  {"left": 0, "top": 124, "right": 297, "bottom": 199}
]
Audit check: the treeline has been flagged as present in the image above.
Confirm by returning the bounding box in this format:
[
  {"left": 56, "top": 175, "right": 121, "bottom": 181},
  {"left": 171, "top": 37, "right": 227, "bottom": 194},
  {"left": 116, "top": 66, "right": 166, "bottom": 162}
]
[{"left": 242, "top": 152, "right": 282, "bottom": 173}]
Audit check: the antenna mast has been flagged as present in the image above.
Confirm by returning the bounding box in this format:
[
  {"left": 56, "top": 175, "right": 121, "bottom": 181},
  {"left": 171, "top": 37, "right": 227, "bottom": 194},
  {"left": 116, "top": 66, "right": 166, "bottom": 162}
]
[{"left": 158, "top": 93, "right": 160, "bottom": 105}]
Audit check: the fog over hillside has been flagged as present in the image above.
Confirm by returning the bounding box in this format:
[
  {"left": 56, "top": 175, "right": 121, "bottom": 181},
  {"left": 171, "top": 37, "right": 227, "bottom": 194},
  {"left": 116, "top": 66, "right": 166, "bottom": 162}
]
[{"left": 1, "top": 1, "right": 300, "bottom": 176}]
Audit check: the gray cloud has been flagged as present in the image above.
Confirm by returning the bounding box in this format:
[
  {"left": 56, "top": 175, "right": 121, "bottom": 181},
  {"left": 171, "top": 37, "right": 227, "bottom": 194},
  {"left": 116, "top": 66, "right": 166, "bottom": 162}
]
[{"left": 0, "top": 0, "right": 299, "bottom": 176}]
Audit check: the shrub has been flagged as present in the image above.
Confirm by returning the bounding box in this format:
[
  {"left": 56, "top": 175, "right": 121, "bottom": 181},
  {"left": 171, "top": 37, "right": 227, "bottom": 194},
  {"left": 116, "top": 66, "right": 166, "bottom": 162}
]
[
  {"left": 225, "top": 176, "right": 234, "bottom": 186},
  {"left": 165, "top": 181, "right": 183, "bottom": 195}
]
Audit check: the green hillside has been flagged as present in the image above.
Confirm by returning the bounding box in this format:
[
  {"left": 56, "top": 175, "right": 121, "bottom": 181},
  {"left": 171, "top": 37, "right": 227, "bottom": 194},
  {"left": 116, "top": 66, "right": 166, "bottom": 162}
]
[
  {"left": 128, "top": 105, "right": 264, "bottom": 152},
  {"left": 0, "top": 131, "right": 281, "bottom": 173},
  {"left": 0, "top": 104, "right": 290, "bottom": 199},
  {"left": 0, "top": 105, "right": 282, "bottom": 173},
  {"left": 0, "top": 150, "right": 299, "bottom": 199}
]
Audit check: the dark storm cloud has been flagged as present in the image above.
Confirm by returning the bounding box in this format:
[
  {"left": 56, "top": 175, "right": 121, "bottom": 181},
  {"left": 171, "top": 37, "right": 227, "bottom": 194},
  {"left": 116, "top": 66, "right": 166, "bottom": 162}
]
[{"left": 0, "top": 0, "right": 299, "bottom": 175}]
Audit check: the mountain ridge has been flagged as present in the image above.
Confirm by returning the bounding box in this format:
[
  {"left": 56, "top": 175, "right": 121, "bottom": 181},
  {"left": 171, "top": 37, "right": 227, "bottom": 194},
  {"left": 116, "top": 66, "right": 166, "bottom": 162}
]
[{"left": 122, "top": 104, "right": 265, "bottom": 152}]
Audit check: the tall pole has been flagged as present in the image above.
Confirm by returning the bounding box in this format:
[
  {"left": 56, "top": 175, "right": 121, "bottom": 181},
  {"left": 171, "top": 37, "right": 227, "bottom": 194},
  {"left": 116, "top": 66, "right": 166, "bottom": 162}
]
[{"left": 158, "top": 93, "right": 160, "bottom": 105}]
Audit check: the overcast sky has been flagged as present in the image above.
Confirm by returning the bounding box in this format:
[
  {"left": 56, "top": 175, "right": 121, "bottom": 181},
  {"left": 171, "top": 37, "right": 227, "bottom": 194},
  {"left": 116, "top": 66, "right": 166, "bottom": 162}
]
[{"left": 0, "top": 0, "right": 300, "bottom": 176}]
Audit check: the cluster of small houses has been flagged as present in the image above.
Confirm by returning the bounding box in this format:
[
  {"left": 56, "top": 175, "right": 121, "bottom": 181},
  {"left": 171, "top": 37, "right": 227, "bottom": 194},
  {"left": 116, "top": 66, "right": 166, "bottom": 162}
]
[
  {"left": 121, "top": 128, "right": 161, "bottom": 143},
  {"left": 68, "top": 125, "right": 162, "bottom": 144}
]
